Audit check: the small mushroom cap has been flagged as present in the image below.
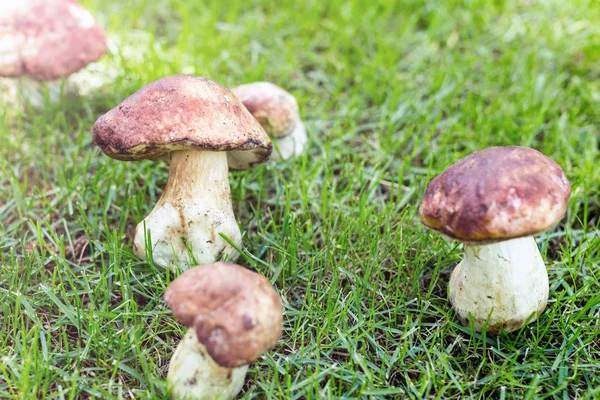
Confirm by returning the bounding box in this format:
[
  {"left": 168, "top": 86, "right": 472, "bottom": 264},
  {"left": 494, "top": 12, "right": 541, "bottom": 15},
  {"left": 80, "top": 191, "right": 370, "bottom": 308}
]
[
  {"left": 420, "top": 146, "right": 571, "bottom": 242},
  {"left": 163, "top": 262, "right": 283, "bottom": 368},
  {"left": 232, "top": 82, "right": 301, "bottom": 139},
  {"left": 92, "top": 75, "right": 273, "bottom": 170},
  {"left": 0, "top": 0, "right": 107, "bottom": 81}
]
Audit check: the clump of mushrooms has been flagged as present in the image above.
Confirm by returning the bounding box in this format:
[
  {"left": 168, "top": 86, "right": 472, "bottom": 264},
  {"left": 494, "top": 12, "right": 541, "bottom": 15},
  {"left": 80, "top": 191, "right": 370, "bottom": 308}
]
[
  {"left": 419, "top": 146, "right": 571, "bottom": 334},
  {"left": 232, "top": 82, "right": 307, "bottom": 160},
  {"left": 0, "top": 0, "right": 107, "bottom": 106},
  {"left": 93, "top": 75, "right": 272, "bottom": 271},
  {"left": 163, "top": 262, "right": 283, "bottom": 400}
]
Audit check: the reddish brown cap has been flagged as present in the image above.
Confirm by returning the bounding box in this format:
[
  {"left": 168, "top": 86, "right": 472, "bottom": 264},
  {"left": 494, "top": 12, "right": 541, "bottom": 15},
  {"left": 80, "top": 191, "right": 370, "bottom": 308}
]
[
  {"left": 92, "top": 75, "right": 273, "bottom": 170},
  {"left": 163, "top": 262, "right": 283, "bottom": 368},
  {"left": 0, "top": 0, "right": 107, "bottom": 81},
  {"left": 419, "top": 146, "right": 571, "bottom": 242},
  {"left": 232, "top": 82, "right": 301, "bottom": 139}
]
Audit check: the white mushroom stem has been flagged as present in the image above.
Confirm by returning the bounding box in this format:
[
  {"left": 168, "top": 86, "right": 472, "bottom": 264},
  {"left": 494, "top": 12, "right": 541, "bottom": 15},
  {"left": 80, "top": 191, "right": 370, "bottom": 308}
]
[
  {"left": 133, "top": 149, "right": 241, "bottom": 271},
  {"left": 8, "top": 77, "right": 63, "bottom": 108},
  {"left": 2, "top": 67, "right": 115, "bottom": 108},
  {"left": 168, "top": 329, "right": 248, "bottom": 400},
  {"left": 271, "top": 121, "right": 308, "bottom": 161},
  {"left": 448, "top": 236, "right": 549, "bottom": 333}
]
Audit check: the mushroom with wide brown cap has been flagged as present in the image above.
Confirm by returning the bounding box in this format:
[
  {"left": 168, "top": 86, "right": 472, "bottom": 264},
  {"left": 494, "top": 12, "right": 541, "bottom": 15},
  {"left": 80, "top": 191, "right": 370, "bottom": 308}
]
[
  {"left": 232, "top": 82, "right": 307, "bottom": 160},
  {"left": 93, "top": 75, "right": 272, "bottom": 271},
  {"left": 419, "top": 146, "right": 571, "bottom": 334},
  {"left": 0, "top": 0, "right": 107, "bottom": 104},
  {"left": 163, "top": 262, "right": 283, "bottom": 399}
]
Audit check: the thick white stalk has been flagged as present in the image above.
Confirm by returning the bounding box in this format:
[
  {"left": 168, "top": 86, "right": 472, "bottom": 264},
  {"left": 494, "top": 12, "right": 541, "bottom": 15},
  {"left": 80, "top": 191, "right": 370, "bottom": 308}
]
[
  {"left": 14, "top": 77, "right": 62, "bottom": 108},
  {"left": 168, "top": 329, "right": 248, "bottom": 400},
  {"left": 2, "top": 70, "right": 111, "bottom": 109},
  {"left": 133, "top": 150, "right": 241, "bottom": 271},
  {"left": 449, "top": 236, "right": 549, "bottom": 333},
  {"left": 271, "top": 121, "right": 307, "bottom": 161}
]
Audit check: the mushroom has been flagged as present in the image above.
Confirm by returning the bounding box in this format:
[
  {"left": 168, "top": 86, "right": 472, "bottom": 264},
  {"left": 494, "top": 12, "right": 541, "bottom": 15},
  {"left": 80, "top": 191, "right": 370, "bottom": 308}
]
[
  {"left": 232, "top": 82, "right": 307, "bottom": 160},
  {"left": 163, "top": 262, "right": 283, "bottom": 400},
  {"left": 92, "top": 75, "right": 272, "bottom": 271},
  {"left": 419, "top": 146, "right": 571, "bottom": 334},
  {"left": 0, "top": 0, "right": 107, "bottom": 105}
]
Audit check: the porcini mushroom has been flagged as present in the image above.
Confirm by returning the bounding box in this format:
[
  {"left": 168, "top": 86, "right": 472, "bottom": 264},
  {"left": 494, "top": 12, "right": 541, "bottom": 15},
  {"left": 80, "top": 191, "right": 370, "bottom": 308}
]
[
  {"left": 92, "top": 75, "right": 272, "bottom": 271},
  {"left": 419, "top": 146, "right": 571, "bottom": 333},
  {"left": 0, "top": 0, "right": 107, "bottom": 105},
  {"left": 232, "top": 82, "right": 307, "bottom": 160},
  {"left": 163, "top": 262, "right": 283, "bottom": 400}
]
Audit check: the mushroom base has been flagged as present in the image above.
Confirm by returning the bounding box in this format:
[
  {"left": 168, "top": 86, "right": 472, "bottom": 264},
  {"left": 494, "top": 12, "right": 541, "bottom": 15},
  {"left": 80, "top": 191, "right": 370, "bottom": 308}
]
[
  {"left": 2, "top": 69, "right": 115, "bottom": 108},
  {"left": 168, "top": 329, "right": 248, "bottom": 400},
  {"left": 448, "top": 236, "right": 549, "bottom": 334},
  {"left": 7, "top": 77, "right": 63, "bottom": 108},
  {"left": 271, "top": 121, "right": 307, "bottom": 161},
  {"left": 133, "top": 150, "right": 241, "bottom": 271}
]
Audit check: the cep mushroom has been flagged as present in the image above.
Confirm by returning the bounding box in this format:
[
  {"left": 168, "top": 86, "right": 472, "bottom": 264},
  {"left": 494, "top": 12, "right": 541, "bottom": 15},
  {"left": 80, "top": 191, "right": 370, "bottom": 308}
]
[
  {"left": 92, "top": 75, "right": 272, "bottom": 271},
  {"left": 232, "top": 82, "right": 307, "bottom": 160},
  {"left": 163, "top": 262, "right": 283, "bottom": 400},
  {"left": 419, "top": 146, "right": 571, "bottom": 334},
  {"left": 0, "top": 0, "right": 107, "bottom": 105}
]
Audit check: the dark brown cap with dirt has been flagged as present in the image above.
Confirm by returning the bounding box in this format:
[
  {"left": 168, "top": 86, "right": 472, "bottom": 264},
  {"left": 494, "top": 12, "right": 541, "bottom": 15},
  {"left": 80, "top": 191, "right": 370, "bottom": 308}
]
[
  {"left": 0, "top": 0, "right": 107, "bottom": 81},
  {"left": 163, "top": 262, "right": 283, "bottom": 368},
  {"left": 232, "top": 82, "right": 301, "bottom": 139},
  {"left": 92, "top": 75, "right": 272, "bottom": 170},
  {"left": 419, "top": 146, "right": 571, "bottom": 242}
]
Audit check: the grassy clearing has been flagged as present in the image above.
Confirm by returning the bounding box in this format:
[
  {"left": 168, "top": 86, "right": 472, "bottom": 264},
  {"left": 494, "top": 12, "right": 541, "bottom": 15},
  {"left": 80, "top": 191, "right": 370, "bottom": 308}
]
[{"left": 1, "top": 0, "right": 599, "bottom": 398}]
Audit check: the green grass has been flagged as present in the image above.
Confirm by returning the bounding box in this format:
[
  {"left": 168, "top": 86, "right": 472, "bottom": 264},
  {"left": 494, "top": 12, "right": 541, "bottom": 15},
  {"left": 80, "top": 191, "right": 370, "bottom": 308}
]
[{"left": 1, "top": 0, "right": 599, "bottom": 398}]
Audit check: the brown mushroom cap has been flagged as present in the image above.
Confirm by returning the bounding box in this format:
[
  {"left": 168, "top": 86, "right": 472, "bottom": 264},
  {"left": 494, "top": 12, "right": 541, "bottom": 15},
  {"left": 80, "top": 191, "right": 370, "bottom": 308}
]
[
  {"left": 419, "top": 146, "right": 571, "bottom": 242},
  {"left": 163, "top": 262, "right": 283, "bottom": 368},
  {"left": 92, "top": 75, "right": 273, "bottom": 170},
  {"left": 0, "top": 0, "right": 107, "bottom": 81},
  {"left": 232, "top": 82, "right": 300, "bottom": 139}
]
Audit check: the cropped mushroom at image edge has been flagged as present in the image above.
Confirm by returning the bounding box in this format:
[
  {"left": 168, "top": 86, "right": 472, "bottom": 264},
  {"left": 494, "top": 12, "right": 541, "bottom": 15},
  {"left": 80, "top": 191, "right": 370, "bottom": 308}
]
[
  {"left": 232, "top": 82, "right": 307, "bottom": 161},
  {"left": 92, "top": 75, "right": 272, "bottom": 271},
  {"left": 0, "top": 0, "right": 107, "bottom": 104},
  {"left": 419, "top": 146, "right": 571, "bottom": 334},
  {"left": 163, "top": 263, "right": 283, "bottom": 400}
]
